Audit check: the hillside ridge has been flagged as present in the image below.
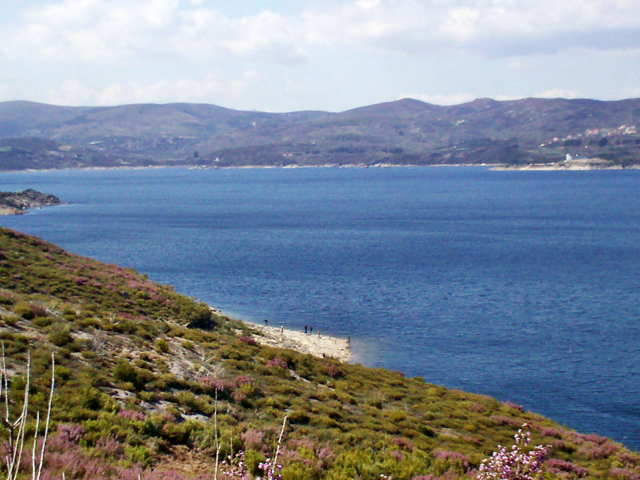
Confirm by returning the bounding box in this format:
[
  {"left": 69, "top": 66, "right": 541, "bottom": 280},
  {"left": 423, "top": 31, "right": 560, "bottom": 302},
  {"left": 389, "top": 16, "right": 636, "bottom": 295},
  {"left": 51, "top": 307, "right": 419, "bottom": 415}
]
[{"left": 1, "top": 97, "right": 639, "bottom": 170}]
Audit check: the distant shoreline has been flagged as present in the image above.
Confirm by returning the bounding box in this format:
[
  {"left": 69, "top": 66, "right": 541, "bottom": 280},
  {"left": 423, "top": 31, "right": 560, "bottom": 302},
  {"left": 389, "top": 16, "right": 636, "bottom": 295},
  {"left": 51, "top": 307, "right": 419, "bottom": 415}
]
[
  {"left": 2, "top": 161, "right": 640, "bottom": 174},
  {"left": 1, "top": 163, "right": 487, "bottom": 173},
  {"left": 492, "top": 159, "right": 640, "bottom": 171},
  {"left": 1, "top": 163, "right": 515, "bottom": 174}
]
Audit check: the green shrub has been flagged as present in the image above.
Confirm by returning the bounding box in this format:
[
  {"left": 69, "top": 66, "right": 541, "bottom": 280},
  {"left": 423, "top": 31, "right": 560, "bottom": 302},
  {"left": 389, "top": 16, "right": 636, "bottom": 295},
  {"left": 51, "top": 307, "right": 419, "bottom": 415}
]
[
  {"left": 33, "top": 316, "right": 53, "bottom": 327},
  {"left": 155, "top": 338, "right": 169, "bottom": 353},
  {"left": 57, "top": 348, "right": 71, "bottom": 359},
  {"left": 13, "top": 302, "right": 35, "bottom": 320},
  {"left": 282, "top": 463, "right": 319, "bottom": 480},
  {"left": 118, "top": 381, "right": 136, "bottom": 392},
  {"left": 2, "top": 315, "right": 18, "bottom": 327},
  {"left": 244, "top": 449, "right": 267, "bottom": 476},
  {"left": 0, "top": 294, "right": 15, "bottom": 305},
  {"left": 48, "top": 328, "right": 73, "bottom": 347},
  {"left": 81, "top": 350, "right": 98, "bottom": 360},
  {"left": 0, "top": 331, "right": 29, "bottom": 354},
  {"left": 56, "top": 366, "right": 71, "bottom": 381},
  {"left": 114, "top": 359, "right": 138, "bottom": 385},
  {"left": 78, "top": 317, "right": 100, "bottom": 329},
  {"left": 161, "top": 422, "right": 191, "bottom": 444},
  {"left": 288, "top": 410, "right": 311, "bottom": 425},
  {"left": 156, "top": 360, "right": 169, "bottom": 374}
]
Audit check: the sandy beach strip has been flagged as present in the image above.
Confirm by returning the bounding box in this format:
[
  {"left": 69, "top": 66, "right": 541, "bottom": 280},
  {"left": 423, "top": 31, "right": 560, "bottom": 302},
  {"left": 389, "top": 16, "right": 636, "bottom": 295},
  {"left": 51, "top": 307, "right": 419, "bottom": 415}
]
[{"left": 247, "top": 323, "right": 352, "bottom": 363}]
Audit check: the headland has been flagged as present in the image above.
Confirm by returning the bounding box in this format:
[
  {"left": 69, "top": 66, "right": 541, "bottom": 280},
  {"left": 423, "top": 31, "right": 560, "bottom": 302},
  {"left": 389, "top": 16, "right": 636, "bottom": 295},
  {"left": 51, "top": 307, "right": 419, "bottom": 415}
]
[{"left": 0, "top": 188, "right": 62, "bottom": 215}]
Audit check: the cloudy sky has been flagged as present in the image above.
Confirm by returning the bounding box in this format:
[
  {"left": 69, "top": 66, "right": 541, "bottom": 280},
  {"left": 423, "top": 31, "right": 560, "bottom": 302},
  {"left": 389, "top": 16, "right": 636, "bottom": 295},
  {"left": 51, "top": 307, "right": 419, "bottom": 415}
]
[{"left": 1, "top": 0, "right": 639, "bottom": 112}]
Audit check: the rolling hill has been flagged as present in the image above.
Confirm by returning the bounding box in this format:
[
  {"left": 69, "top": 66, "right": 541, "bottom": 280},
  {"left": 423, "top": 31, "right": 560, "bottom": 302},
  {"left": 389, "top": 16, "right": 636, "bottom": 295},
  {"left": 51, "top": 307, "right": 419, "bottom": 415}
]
[{"left": 0, "top": 97, "right": 639, "bottom": 169}]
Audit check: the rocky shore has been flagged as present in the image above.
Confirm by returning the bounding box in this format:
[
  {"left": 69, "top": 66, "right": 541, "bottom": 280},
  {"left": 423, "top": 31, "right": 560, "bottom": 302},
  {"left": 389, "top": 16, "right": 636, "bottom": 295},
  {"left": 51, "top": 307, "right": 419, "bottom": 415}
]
[
  {"left": 0, "top": 189, "right": 62, "bottom": 215},
  {"left": 492, "top": 157, "right": 640, "bottom": 171},
  {"left": 249, "top": 323, "right": 352, "bottom": 362}
]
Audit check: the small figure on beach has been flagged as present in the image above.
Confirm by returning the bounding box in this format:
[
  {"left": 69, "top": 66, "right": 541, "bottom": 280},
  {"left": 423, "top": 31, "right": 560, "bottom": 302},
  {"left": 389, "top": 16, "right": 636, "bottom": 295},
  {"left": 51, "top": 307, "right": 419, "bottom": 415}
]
[
  {"left": 304, "top": 325, "right": 308, "bottom": 334},
  {"left": 264, "top": 319, "right": 268, "bottom": 326},
  {"left": 347, "top": 336, "right": 351, "bottom": 347},
  {"left": 317, "top": 329, "right": 321, "bottom": 338},
  {"left": 280, "top": 325, "right": 284, "bottom": 334},
  {"left": 309, "top": 327, "right": 313, "bottom": 335}
]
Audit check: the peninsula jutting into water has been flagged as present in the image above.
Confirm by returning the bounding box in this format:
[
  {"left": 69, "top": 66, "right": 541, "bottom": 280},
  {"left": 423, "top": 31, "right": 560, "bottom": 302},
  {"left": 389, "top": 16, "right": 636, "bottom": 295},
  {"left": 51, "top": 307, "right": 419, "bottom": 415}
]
[{"left": 0, "top": 188, "right": 62, "bottom": 215}]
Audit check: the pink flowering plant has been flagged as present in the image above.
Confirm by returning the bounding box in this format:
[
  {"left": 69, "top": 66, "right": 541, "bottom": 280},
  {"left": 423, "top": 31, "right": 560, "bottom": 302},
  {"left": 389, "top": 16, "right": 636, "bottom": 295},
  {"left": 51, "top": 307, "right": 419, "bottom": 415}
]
[
  {"left": 221, "top": 449, "right": 283, "bottom": 480},
  {"left": 257, "top": 455, "right": 284, "bottom": 480},
  {"left": 221, "top": 417, "right": 288, "bottom": 480},
  {"left": 478, "top": 424, "right": 551, "bottom": 480}
]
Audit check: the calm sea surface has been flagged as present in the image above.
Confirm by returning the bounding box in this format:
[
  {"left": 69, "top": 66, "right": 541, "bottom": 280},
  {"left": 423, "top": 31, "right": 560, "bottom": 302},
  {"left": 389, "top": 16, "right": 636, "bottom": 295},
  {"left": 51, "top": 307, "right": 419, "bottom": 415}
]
[{"left": 1, "top": 166, "right": 639, "bottom": 449}]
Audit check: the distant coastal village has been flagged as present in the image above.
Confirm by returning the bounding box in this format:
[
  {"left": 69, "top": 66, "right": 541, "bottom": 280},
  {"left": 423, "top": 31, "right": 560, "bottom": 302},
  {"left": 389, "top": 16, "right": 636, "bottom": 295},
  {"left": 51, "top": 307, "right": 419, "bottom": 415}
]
[{"left": 541, "top": 124, "right": 637, "bottom": 148}]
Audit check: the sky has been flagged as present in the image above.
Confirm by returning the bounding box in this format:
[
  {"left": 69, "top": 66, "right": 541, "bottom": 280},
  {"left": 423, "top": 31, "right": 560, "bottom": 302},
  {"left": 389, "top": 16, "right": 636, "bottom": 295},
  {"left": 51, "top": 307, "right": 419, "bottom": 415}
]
[{"left": 1, "top": 0, "right": 639, "bottom": 112}]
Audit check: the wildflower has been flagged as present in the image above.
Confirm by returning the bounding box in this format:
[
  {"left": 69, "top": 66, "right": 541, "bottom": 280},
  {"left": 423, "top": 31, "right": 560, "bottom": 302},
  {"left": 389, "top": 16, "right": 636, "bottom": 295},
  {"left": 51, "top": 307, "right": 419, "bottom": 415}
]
[{"left": 478, "top": 424, "right": 551, "bottom": 480}]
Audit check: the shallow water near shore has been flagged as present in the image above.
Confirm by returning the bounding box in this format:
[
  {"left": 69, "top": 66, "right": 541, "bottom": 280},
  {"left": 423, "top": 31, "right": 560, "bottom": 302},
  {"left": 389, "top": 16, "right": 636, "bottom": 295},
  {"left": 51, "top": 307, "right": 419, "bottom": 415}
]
[{"left": 1, "top": 166, "right": 639, "bottom": 449}]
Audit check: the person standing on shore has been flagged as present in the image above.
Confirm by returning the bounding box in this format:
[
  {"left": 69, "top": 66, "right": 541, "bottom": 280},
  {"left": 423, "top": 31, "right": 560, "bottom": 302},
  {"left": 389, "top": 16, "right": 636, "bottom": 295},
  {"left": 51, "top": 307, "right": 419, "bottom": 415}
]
[
  {"left": 310, "top": 327, "right": 313, "bottom": 335},
  {"left": 304, "top": 325, "right": 307, "bottom": 334},
  {"left": 264, "top": 319, "right": 268, "bottom": 326}
]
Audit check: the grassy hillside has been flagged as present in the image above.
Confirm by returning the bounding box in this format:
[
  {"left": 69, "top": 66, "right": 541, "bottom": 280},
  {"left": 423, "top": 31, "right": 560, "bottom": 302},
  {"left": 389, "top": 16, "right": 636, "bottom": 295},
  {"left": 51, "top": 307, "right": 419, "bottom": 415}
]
[{"left": 0, "top": 227, "right": 639, "bottom": 479}]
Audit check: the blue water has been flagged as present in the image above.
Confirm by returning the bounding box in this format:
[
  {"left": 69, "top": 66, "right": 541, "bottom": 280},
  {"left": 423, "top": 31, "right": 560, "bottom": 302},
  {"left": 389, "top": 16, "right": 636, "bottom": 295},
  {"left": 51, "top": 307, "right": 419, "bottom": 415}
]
[{"left": 1, "top": 167, "right": 639, "bottom": 449}]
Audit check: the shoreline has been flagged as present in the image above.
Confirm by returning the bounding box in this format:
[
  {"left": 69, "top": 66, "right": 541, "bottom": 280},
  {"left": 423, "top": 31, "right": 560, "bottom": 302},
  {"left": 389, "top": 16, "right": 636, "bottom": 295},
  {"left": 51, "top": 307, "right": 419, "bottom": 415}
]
[
  {"left": 0, "top": 163, "right": 500, "bottom": 174},
  {"left": 492, "top": 159, "right": 640, "bottom": 171},
  {"left": 491, "top": 164, "right": 637, "bottom": 171},
  {"left": 245, "top": 322, "right": 352, "bottom": 363},
  {"left": 3, "top": 162, "right": 640, "bottom": 174},
  {"left": 0, "top": 205, "right": 24, "bottom": 215}
]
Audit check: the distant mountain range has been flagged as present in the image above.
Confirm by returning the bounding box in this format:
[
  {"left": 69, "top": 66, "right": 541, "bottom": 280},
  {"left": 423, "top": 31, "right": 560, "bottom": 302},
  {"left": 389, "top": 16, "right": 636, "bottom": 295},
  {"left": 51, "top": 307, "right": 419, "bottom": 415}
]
[{"left": 1, "top": 97, "right": 639, "bottom": 170}]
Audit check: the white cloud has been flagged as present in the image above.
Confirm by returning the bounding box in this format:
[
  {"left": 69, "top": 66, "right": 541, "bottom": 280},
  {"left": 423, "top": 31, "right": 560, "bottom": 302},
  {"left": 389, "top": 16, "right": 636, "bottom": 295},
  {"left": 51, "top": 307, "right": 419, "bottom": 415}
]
[
  {"left": 304, "top": 0, "right": 640, "bottom": 56},
  {"left": 1, "top": 0, "right": 639, "bottom": 111},
  {"left": 537, "top": 88, "right": 580, "bottom": 99},
  {"left": 1, "top": 0, "right": 639, "bottom": 68},
  {"left": 0, "top": 0, "right": 307, "bottom": 64},
  {"left": 494, "top": 94, "right": 526, "bottom": 101},
  {"left": 45, "top": 79, "right": 97, "bottom": 105},
  {"left": 41, "top": 72, "right": 268, "bottom": 106},
  {"left": 0, "top": 84, "right": 13, "bottom": 101},
  {"left": 621, "top": 86, "right": 640, "bottom": 98},
  {"left": 400, "top": 93, "right": 476, "bottom": 105}
]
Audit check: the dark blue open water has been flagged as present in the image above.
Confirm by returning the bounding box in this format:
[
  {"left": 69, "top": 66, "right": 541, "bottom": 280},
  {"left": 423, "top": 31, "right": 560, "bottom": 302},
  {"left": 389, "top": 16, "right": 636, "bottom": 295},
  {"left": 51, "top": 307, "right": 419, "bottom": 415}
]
[{"left": 1, "top": 166, "right": 639, "bottom": 449}]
